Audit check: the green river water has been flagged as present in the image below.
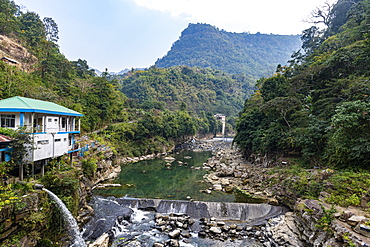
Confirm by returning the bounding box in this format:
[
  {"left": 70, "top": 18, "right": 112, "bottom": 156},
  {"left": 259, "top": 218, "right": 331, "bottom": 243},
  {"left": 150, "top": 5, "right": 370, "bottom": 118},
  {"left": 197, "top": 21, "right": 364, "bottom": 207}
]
[{"left": 94, "top": 150, "right": 238, "bottom": 202}]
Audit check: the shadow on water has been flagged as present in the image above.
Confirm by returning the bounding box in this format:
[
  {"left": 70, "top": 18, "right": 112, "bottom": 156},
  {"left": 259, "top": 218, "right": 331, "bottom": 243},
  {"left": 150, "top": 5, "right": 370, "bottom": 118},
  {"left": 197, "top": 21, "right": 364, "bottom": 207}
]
[{"left": 94, "top": 150, "right": 238, "bottom": 202}]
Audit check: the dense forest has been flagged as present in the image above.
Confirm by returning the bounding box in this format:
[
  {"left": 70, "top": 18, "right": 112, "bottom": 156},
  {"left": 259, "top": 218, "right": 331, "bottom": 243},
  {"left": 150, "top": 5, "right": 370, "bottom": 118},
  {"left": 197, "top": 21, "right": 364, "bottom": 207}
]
[
  {"left": 118, "top": 66, "right": 254, "bottom": 123},
  {"left": 234, "top": 0, "right": 370, "bottom": 169},
  {"left": 155, "top": 23, "right": 302, "bottom": 79}
]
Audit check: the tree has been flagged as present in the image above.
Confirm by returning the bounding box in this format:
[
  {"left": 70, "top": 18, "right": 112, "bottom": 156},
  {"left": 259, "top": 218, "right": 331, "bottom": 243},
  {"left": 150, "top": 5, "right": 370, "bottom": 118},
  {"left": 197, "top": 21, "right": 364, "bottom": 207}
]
[
  {"left": 258, "top": 75, "right": 290, "bottom": 102},
  {"left": 0, "top": 127, "right": 33, "bottom": 179},
  {"left": 306, "top": 1, "right": 335, "bottom": 27},
  {"left": 327, "top": 100, "right": 370, "bottom": 168},
  {"left": 301, "top": 26, "right": 325, "bottom": 54},
  {"left": 18, "top": 11, "right": 45, "bottom": 47},
  {"left": 0, "top": 0, "right": 20, "bottom": 35},
  {"left": 262, "top": 96, "right": 300, "bottom": 129},
  {"left": 72, "top": 59, "right": 96, "bottom": 78},
  {"left": 43, "top": 17, "right": 58, "bottom": 43}
]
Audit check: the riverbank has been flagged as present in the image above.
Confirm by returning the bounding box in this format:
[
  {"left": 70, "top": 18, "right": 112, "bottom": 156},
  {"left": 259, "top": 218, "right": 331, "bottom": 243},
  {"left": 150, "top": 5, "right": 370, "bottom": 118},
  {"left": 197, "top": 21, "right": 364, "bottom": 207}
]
[
  {"left": 194, "top": 139, "right": 370, "bottom": 247},
  {"left": 87, "top": 137, "right": 370, "bottom": 246}
]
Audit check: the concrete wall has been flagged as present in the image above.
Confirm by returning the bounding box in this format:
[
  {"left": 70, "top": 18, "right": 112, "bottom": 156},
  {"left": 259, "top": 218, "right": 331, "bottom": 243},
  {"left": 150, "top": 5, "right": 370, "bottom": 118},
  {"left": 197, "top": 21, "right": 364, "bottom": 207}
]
[{"left": 31, "top": 133, "right": 70, "bottom": 161}]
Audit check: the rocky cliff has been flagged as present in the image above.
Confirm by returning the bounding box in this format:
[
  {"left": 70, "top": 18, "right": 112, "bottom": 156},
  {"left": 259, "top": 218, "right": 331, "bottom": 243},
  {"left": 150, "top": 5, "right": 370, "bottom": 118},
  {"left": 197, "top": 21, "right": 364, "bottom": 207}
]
[{"left": 0, "top": 35, "right": 37, "bottom": 71}]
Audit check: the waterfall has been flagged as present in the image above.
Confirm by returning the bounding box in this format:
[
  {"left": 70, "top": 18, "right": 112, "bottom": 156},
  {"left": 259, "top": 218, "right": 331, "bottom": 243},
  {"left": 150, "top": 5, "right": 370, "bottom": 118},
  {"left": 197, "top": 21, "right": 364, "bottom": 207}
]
[
  {"left": 113, "top": 197, "right": 287, "bottom": 224},
  {"left": 43, "top": 188, "right": 87, "bottom": 247}
]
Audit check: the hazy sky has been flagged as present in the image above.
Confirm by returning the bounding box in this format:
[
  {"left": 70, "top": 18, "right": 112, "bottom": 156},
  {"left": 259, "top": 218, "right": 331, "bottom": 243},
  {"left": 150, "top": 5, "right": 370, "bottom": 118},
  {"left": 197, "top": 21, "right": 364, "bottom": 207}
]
[{"left": 14, "top": 0, "right": 334, "bottom": 72}]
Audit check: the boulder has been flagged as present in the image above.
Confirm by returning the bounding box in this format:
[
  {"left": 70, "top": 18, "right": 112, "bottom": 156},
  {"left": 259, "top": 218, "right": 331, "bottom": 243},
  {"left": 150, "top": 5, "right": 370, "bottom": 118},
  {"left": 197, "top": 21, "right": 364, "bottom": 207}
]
[
  {"left": 167, "top": 239, "right": 179, "bottom": 247},
  {"left": 209, "top": 226, "right": 222, "bottom": 234},
  {"left": 168, "top": 229, "right": 181, "bottom": 239},
  {"left": 354, "top": 223, "right": 370, "bottom": 238},
  {"left": 213, "top": 184, "right": 222, "bottom": 191},
  {"left": 153, "top": 243, "right": 164, "bottom": 247},
  {"left": 347, "top": 215, "right": 368, "bottom": 226},
  {"left": 88, "top": 232, "right": 109, "bottom": 247}
]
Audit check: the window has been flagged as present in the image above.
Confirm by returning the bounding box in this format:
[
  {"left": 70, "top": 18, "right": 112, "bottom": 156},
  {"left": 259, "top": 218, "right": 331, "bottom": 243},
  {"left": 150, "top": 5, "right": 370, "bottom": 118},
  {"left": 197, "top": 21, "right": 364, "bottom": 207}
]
[
  {"left": 61, "top": 117, "right": 66, "bottom": 129},
  {"left": 55, "top": 139, "right": 61, "bottom": 142},
  {"left": 1, "top": 114, "right": 15, "bottom": 128},
  {"left": 37, "top": 140, "right": 49, "bottom": 145},
  {"left": 48, "top": 118, "right": 52, "bottom": 122}
]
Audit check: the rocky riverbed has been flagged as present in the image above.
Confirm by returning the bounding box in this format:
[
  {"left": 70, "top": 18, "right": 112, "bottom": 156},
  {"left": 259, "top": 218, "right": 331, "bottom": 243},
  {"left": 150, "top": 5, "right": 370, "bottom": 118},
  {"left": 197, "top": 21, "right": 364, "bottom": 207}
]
[
  {"left": 85, "top": 138, "right": 370, "bottom": 247},
  {"left": 191, "top": 138, "right": 370, "bottom": 247}
]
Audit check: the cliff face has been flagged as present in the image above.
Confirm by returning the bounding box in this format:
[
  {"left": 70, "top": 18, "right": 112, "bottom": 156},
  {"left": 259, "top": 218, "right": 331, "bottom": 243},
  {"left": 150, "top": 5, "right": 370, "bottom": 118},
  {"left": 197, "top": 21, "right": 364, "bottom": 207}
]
[
  {"left": 77, "top": 143, "right": 122, "bottom": 226},
  {"left": 0, "top": 186, "right": 64, "bottom": 246},
  {"left": 0, "top": 35, "right": 37, "bottom": 71}
]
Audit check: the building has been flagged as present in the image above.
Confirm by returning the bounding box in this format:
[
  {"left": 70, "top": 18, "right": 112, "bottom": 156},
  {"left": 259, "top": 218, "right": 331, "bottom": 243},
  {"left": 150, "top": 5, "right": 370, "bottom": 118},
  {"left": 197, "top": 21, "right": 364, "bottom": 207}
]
[
  {"left": 214, "top": 114, "right": 226, "bottom": 137},
  {"left": 0, "top": 96, "right": 83, "bottom": 178},
  {"left": 0, "top": 134, "right": 12, "bottom": 162}
]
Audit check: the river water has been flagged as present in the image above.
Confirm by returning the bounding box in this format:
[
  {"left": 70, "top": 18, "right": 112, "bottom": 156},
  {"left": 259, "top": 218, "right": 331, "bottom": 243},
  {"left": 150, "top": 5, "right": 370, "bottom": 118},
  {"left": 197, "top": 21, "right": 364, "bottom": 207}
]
[
  {"left": 86, "top": 148, "right": 281, "bottom": 246},
  {"left": 94, "top": 150, "right": 236, "bottom": 202}
]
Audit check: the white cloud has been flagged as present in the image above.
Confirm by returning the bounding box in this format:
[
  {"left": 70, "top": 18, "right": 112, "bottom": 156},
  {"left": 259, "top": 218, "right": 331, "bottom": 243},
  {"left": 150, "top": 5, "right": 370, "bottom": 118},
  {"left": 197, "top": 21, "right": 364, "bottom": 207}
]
[{"left": 131, "top": 0, "right": 336, "bottom": 34}]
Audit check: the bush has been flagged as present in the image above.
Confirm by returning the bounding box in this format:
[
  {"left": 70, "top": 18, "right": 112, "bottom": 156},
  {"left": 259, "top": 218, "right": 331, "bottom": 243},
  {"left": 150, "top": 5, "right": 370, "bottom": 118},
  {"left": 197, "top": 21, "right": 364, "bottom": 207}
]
[{"left": 81, "top": 158, "right": 97, "bottom": 178}]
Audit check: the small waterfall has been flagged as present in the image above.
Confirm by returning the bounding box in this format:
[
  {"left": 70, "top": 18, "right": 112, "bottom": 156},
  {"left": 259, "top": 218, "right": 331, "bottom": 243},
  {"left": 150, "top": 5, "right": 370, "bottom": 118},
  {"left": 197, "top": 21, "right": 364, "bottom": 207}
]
[
  {"left": 43, "top": 188, "right": 87, "bottom": 247},
  {"left": 113, "top": 197, "right": 287, "bottom": 224}
]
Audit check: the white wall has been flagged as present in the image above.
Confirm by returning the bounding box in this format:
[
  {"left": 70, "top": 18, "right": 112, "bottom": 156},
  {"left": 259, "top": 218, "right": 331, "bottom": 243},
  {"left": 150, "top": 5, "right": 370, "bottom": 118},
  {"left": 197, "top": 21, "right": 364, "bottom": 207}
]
[{"left": 32, "top": 133, "right": 69, "bottom": 161}]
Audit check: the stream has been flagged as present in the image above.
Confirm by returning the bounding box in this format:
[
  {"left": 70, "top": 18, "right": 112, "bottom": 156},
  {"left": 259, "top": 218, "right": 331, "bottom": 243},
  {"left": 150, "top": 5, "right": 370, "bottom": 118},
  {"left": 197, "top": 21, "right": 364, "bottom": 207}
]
[{"left": 85, "top": 145, "right": 286, "bottom": 246}]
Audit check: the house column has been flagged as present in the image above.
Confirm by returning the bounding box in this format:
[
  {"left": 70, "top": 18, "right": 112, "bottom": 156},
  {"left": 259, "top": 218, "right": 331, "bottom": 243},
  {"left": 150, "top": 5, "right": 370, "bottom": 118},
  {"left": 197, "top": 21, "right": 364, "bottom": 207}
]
[
  {"left": 42, "top": 116, "right": 46, "bottom": 132},
  {"left": 31, "top": 162, "right": 34, "bottom": 177},
  {"left": 31, "top": 113, "right": 34, "bottom": 132},
  {"left": 41, "top": 160, "right": 45, "bottom": 176},
  {"left": 20, "top": 112, "right": 24, "bottom": 127},
  {"left": 70, "top": 153, "right": 73, "bottom": 166},
  {"left": 78, "top": 118, "right": 81, "bottom": 132}
]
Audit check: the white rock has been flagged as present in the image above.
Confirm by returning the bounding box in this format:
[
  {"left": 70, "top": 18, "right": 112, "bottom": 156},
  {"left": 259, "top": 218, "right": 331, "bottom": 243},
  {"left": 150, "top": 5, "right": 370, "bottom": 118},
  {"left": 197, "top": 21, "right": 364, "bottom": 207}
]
[
  {"left": 89, "top": 233, "right": 109, "bottom": 247},
  {"left": 213, "top": 184, "right": 222, "bottom": 191},
  {"left": 169, "top": 229, "right": 181, "bottom": 239},
  {"left": 220, "top": 178, "right": 230, "bottom": 185}
]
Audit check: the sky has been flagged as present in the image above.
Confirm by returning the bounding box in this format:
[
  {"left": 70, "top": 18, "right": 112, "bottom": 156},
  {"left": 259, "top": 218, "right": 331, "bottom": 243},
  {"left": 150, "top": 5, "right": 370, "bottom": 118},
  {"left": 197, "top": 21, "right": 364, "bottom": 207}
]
[{"left": 13, "top": 0, "right": 334, "bottom": 72}]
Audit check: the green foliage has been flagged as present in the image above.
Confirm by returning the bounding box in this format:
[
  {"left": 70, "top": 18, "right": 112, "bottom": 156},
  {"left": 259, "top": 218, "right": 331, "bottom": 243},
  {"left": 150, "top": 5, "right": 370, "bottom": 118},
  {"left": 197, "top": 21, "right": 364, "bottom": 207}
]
[
  {"left": 235, "top": 0, "right": 370, "bottom": 169},
  {"left": 155, "top": 23, "right": 301, "bottom": 78},
  {"left": 104, "top": 109, "right": 199, "bottom": 156},
  {"left": 315, "top": 204, "right": 337, "bottom": 232},
  {"left": 0, "top": 184, "right": 20, "bottom": 210},
  {"left": 82, "top": 157, "right": 97, "bottom": 178},
  {"left": 327, "top": 101, "right": 370, "bottom": 168},
  {"left": 119, "top": 66, "right": 254, "bottom": 122},
  {"left": 40, "top": 170, "right": 79, "bottom": 213},
  {"left": 325, "top": 170, "right": 370, "bottom": 207},
  {"left": 0, "top": 127, "right": 33, "bottom": 171},
  {"left": 0, "top": 0, "right": 20, "bottom": 36},
  {"left": 18, "top": 12, "right": 45, "bottom": 47}
]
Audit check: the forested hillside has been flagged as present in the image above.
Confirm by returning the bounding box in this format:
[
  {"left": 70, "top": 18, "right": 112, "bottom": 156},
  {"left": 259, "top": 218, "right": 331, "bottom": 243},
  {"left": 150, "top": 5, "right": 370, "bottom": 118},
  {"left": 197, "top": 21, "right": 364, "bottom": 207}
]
[
  {"left": 155, "top": 23, "right": 302, "bottom": 78},
  {"left": 0, "top": 0, "right": 217, "bottom": 157},
  {"left": 119, "top": 66, "right": 254, "bottom": 122},
  {"left": 234, "top": 0, "right": 370, "bottom": 168}
]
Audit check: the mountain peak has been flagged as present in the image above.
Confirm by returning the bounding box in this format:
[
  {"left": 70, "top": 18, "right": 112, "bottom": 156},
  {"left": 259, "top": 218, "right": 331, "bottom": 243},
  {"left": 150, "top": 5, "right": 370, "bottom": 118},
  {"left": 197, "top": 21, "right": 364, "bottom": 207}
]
[{"left": 155, "top": 23, "right": 301, "bottom": 77}]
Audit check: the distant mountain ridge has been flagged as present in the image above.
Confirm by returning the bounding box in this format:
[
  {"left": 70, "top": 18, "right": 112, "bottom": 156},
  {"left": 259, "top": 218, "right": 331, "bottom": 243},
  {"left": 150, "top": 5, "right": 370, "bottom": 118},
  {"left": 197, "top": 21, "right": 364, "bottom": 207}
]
[{"left": 155, "top": 23, "right": 302, "bottom": 78}]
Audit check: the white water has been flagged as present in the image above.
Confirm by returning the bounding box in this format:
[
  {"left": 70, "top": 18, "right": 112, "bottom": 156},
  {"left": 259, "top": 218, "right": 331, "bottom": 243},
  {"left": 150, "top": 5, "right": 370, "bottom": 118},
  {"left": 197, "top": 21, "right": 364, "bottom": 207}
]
[{"left": 43, "top": 188, "right": 87, "bottom": 247}]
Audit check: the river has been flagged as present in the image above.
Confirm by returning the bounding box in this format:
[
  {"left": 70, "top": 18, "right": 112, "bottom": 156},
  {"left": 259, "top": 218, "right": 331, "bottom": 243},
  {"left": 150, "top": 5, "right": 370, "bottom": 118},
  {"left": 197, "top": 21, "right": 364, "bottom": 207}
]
[
  {"left": 84, "top": 142, "right": 285, "bottom": 246},
  {"left": 94, "top": 150, "right": 235, "bottom": 202}
]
